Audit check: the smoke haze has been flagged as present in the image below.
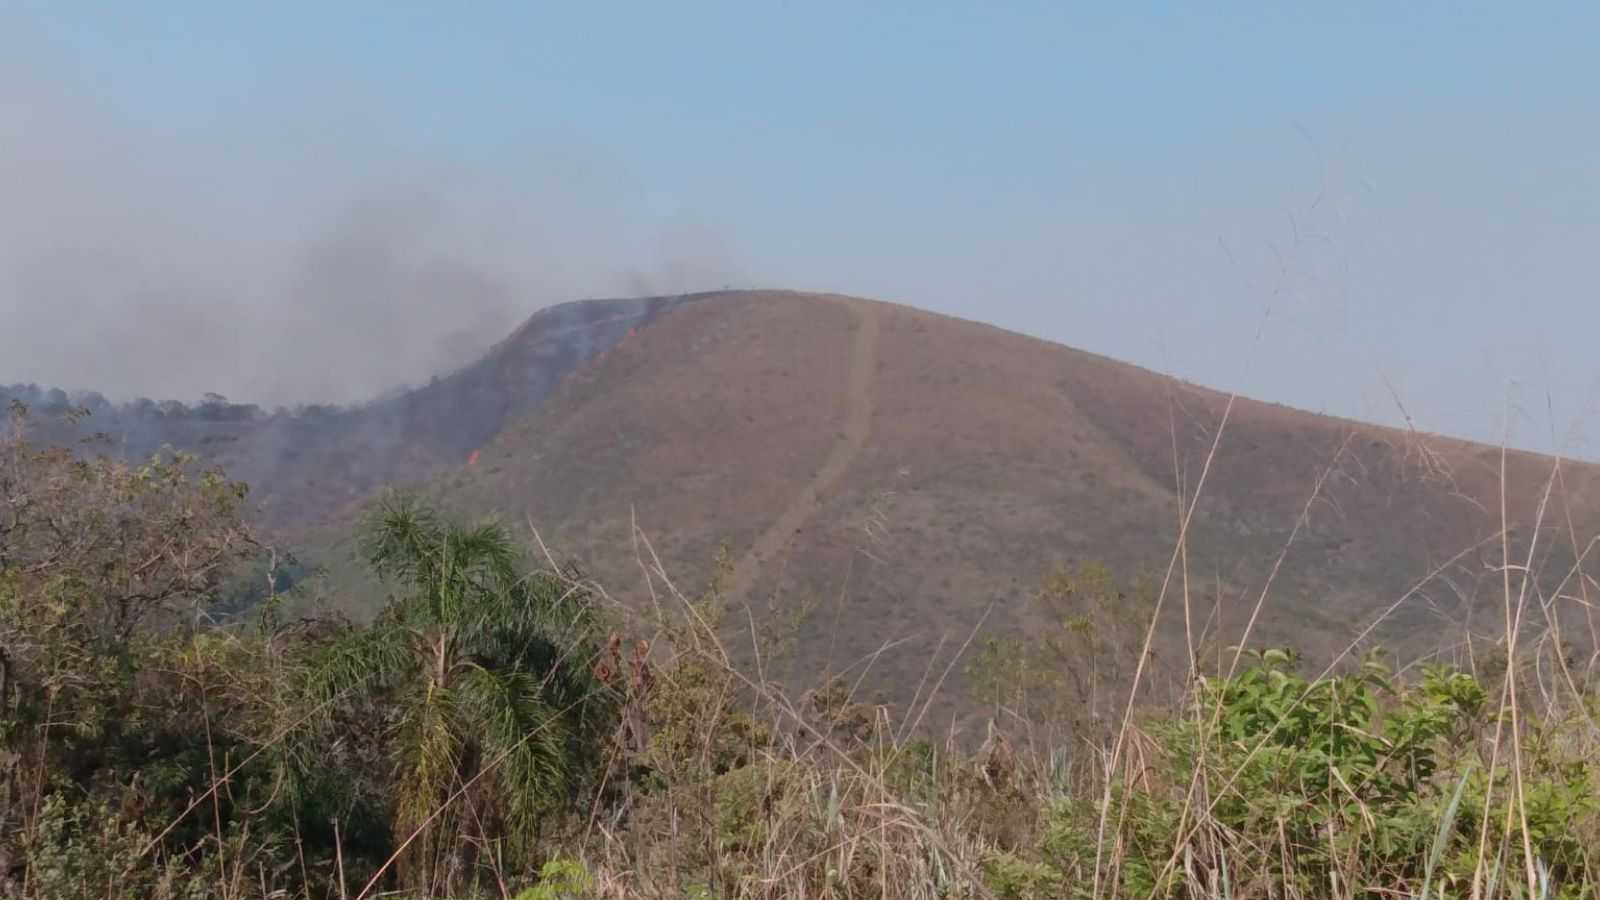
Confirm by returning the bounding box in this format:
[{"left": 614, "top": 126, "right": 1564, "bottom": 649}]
[{"left": 0, "top": 56, "right": 748, "bottom": 406}]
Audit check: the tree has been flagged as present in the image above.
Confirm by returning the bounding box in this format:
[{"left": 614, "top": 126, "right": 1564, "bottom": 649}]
[
  {"left": 299, "top": 495, "right": 611, "bottom": 893},
  {"left": 0, "top": 403, "right": 266, "bottom": 890},
  {"left": 0, "top": 403, "right": 255, "bottom": 779}
]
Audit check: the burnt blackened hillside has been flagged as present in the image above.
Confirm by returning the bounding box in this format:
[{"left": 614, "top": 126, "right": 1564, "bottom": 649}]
[{"left": 6, "top": 293, "right": 706, "bottom": 528}]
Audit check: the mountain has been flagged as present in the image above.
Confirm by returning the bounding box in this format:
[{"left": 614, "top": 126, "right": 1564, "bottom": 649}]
[
  {"left": 410, "top": 292, "right": 1600, "bottom": 716},
  {"left": 19, "top": 290, "right": 1600, "bottom": 721}
]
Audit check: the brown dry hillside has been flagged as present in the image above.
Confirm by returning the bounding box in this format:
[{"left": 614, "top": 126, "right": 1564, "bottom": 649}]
[{"left": 366, "top": 289, "right": 1600, "bottom": 722}]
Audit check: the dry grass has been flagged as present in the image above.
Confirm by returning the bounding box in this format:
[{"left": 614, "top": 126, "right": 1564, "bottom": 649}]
[
  {"left": 486, "top": 333, "right": 1600, "bottom": 898},
  {"left": 488, "top": 437, "right": 1599, "bottom": 899}
]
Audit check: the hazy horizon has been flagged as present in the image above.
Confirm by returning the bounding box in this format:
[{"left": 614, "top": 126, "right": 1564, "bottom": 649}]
[{"left": 3, "top": 3, "right": 1597, "bottom": 456}]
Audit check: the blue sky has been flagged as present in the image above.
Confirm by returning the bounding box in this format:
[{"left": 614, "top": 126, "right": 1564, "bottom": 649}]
[{"left": 3, "top": 3, "right": 1598, "bottom": 453}]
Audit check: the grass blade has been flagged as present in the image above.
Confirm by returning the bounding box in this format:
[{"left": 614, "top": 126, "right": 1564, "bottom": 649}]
[{"left": 1420, "top": 765, "right": 1473, "bottom": 899}]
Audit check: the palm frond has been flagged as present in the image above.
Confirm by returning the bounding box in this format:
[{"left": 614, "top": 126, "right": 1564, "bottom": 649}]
[
  {"left": 457, "top": 662, "right": 573, "bottom": 842},
  {"left": 359, "top": 492, "right": 444, "bottom": 587},
  {"left": 300, "top": 622, "right": 412, "bottom": 716}
]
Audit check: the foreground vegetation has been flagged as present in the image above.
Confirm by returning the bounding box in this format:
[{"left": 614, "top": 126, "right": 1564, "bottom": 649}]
[{"left": 1, "top": 404, "right": 1596, "bottom": 898}]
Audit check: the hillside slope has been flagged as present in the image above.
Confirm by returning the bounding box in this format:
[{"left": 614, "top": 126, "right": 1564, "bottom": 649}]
[
  {"left": 31, "top": 289, "right": 1593, "bottom": 720},
  {"left": 5, "top": 294, "right": 698, "bottom": 529},
  {"left": 406, "top": 291, "right": 1600, "bottom": 720}
]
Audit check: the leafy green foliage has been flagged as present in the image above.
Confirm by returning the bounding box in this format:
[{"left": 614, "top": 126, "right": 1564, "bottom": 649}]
[
  {"left": 0, "top": 407, "right": 256, "bottom": 767},
  {"left": 515, "top": 856, "right": 596, "bottom": 900},
  {"left": 1038, "top": 650, "right": 1596, "bottom": 899},
  {"left": 17, "top": 793, "right": 219, "bottom": 900}
]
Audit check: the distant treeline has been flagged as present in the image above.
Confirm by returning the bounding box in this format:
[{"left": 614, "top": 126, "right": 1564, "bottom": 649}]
[
  {"left": 0, "top": 383, "right": 379, "bottom": 466},
  {"left": 0, "top": 382, "right": 364, "bottom": 423}
]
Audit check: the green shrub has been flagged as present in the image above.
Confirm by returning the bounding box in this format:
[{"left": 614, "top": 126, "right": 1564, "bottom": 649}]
[
  {"left": 1036, "top": 650, "right": 1597, "bottom": 899},
  {"left": 516, "top": 856, "right": 595, "bottom": 900}
]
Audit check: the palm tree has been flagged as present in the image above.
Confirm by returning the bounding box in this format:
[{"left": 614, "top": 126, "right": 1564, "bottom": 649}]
[{"left": 301, "top": 495, "right": 611, "bottom": 892}]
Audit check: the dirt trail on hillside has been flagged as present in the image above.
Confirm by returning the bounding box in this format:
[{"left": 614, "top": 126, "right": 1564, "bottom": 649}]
[{"left": 727, "top": 298, "right": 879, "bottom": 599}]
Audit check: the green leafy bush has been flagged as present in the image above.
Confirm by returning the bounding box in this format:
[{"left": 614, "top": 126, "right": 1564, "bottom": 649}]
[
  {"left": 1038, "top": 649, "right": 1595, "bottom": 899},
  {"left": 516, "top": 856, "right": 595, "bottom": 900}
]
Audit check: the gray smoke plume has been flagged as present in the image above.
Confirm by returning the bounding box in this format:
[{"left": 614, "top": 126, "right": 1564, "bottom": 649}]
[{"left": 0, "top": 55, "right": 748, "bottom": 407}]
